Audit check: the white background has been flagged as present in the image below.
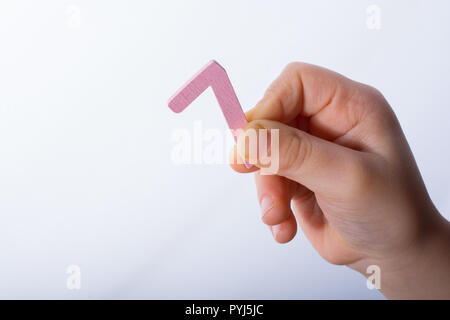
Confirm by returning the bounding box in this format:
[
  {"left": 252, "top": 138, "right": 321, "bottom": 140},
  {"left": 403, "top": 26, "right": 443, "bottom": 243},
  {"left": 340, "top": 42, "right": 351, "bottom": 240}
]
[{"left": 0, "top": 0, "right": 449, "bottom": 299}]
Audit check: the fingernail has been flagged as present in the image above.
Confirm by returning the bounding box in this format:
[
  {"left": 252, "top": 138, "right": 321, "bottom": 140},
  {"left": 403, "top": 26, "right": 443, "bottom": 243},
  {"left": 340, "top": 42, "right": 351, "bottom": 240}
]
[
  {"left": 236, "top": 130, "right": 249, "bottom": 161},
  {"left": 272, "top": 224, "right": 281, "bottom": 239},
  {"left": 260, "top": 196, "right": 274, "bottom": 217},
  {"left": 236, "top": 123, "right": 263, "bottom": 164}
]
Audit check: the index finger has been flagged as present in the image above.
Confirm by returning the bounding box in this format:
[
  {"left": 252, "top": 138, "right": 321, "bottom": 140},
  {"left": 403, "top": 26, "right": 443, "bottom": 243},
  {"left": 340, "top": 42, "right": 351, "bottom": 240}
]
[{"left": 246, "top": 62, "right": 368, "bottom": 141}]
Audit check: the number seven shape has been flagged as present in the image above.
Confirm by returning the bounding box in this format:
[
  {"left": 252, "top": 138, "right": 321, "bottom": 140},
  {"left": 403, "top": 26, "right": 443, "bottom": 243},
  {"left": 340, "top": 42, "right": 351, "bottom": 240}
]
[{"left": 168, "top": 60, "right": 251, "bottom": 168}]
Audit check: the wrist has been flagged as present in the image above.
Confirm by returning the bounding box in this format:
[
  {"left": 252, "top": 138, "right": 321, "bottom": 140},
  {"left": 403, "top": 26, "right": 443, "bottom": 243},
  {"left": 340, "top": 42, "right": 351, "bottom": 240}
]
[{"left": 349, "top": 210, "right": 450, "bottom": 299}]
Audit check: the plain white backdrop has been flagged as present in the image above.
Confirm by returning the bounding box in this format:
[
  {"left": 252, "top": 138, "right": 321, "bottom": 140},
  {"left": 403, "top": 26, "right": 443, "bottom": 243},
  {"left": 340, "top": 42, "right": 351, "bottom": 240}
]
[{"left": 0, "top": 0, "right": 449, "bottom": 299}]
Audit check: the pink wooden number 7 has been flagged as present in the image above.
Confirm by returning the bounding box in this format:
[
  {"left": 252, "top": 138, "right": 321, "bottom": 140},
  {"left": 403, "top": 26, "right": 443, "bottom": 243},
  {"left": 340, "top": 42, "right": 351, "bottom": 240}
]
[{"left": 168, "top": 60, "right": 251, "bottom": 168}]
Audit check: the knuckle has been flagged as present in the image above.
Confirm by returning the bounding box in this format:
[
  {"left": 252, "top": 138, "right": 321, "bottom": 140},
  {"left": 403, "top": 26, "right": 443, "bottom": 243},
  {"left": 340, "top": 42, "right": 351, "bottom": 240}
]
[
  {"left": 285, "top": 61, "right": 301, "bottom": 70},
  {"left": 366, "top": 85, "right": 384, "bottom": 99},
  {"left": 359, "top": 83, "right": 386, "bottom": 105},
  {"left": 357, "top": 84, "right": 399, "bottom": 128},
  {"left": 284, "top": 61, "right": 305, "bottom": 74}
]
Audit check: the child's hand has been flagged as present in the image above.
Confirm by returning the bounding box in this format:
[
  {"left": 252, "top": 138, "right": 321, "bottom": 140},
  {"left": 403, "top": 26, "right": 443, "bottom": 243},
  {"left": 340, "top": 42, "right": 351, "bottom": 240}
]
[{"left": 230, "top": 62, "right": 450, "bottom": 299}]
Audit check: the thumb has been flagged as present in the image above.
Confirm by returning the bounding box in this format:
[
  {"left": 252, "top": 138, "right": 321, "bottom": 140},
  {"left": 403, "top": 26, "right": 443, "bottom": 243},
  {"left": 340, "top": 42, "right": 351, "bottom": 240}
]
[{"left": 237, "top": 120, "right": 375, "bottom": 197}]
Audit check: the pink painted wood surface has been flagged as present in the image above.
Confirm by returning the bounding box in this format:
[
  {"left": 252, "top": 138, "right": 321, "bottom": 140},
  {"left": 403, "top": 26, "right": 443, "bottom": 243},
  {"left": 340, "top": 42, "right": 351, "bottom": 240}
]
[{"left": 168, "top": 60, "right": 251, "bottom": 168}]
